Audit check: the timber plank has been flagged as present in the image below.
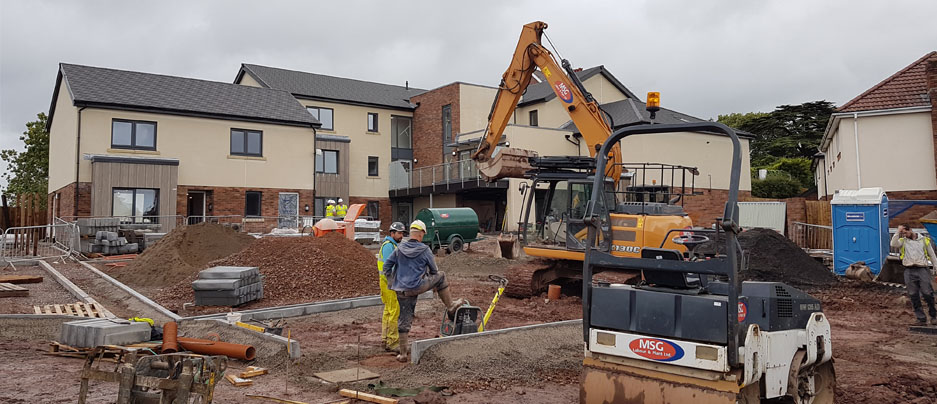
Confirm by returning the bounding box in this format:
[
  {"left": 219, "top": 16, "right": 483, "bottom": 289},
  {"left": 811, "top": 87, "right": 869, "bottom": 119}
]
[{"left": 0, "top": 275, "right": 43, "bottom": 284}]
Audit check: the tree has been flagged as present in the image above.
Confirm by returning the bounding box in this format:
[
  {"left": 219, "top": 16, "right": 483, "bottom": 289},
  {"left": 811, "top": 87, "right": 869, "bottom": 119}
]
[
  {"left": 1, "top": 113, "right": 49, "bottom": 207},
  {"left": 751, "top": 177, "right": 803, "bottom": 198},
  {"left": 717, "top": 111, "right": 769, "bottom": 132},
  {"left": 735, "top": 101, "right": 836, "bottom": 167}
]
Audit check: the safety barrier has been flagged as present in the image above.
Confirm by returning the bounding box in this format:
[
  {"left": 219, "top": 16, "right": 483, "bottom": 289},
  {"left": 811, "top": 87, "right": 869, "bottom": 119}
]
[{"left": 1, "top": 222, "right": 79, "bottom": 264}]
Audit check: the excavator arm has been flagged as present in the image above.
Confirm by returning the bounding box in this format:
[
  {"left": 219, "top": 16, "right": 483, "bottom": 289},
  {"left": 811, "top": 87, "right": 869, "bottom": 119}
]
[{"left": 471, "top": 21, "right": 622, "bottom": 182}]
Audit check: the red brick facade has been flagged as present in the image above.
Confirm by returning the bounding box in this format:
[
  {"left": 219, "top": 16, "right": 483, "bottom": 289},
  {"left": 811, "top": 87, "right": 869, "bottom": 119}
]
[
  {"left": 682, "top": 189, "right": 753, "bottom": 228},
  {"left": 411, "top": 83, "right": 460, "bottom": 168},
  {"left": 47, "top": 182, "right": 92, "bottom": 220},
  {"left": 175, "top": 185, "right": 315, "bottom": 218},
  {"left": 349, "top": 196, "right": 391, "bottom": 223},
  {"left": 886, "top": 190, "right": 937, "bottom": 227}
]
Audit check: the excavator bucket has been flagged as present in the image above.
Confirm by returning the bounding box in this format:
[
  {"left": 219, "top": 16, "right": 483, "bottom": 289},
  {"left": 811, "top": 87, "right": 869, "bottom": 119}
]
[
  {"left": 498, "top": 233, "right": 519, "bottom": 259},
  {"left": 476, "top": 147, "right": 537, "bottom": 181}
]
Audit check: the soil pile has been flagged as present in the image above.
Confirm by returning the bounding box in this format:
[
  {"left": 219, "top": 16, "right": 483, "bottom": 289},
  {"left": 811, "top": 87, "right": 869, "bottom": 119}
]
[
  {"left": 700, "top": 228, "right": 838, "bottom": 287},
  {"left": 157, "top": 232, "right": 379, "bottom": 309},
  {"left": 112, "top": 223, "right": 255, "bottom": 288}
]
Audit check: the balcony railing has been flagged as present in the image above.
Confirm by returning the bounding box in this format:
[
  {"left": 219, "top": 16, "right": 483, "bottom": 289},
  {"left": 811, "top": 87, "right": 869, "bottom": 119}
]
[{"left": 389, "top": 159, "right": 485, "bottom": 191}]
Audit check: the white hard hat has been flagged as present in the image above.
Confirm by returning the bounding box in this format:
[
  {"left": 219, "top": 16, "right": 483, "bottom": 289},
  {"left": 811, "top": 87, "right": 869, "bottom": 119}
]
[
  {"left": 410, "top": 220, "right": 427, "bottom": 232},
  {"left": 338, "top": 198, "right": 344, "bottom": 203},
  {"left": 328, "top": 199, "right": 335, "bottom": 204}
]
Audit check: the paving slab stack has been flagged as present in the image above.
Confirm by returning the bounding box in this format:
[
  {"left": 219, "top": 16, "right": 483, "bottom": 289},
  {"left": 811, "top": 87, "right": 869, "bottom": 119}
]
[
  {"left": 61, "top": 318, "right": 152, "bottom": 348},
  {"left": 91, "top": 230, "right": 138, "bottom": 255},
  {"left": 192, "top": 266, "right": 264, "bottom": 306}
]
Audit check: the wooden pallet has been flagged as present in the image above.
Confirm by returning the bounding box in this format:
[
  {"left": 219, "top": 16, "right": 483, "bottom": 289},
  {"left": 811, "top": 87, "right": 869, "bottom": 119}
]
[
  {"left": 0, "top": 282, "right": 28, "bottom": 297},
  {"left": 33, "top": 302, "right": 105, "bottom": 317}
]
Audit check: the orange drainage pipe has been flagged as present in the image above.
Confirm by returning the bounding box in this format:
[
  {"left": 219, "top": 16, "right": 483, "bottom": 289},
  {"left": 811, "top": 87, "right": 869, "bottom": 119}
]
[
  {"left": 161, "top": 322, "right": 179, "bottom": 354},
  {"left": 177, "top": 337, "right": 256, "bottom": 361}
]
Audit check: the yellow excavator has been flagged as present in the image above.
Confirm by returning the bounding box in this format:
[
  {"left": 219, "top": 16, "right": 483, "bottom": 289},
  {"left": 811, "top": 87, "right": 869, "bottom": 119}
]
[{"left": 472, "top": 21, "right": 696, "bottom": 297}]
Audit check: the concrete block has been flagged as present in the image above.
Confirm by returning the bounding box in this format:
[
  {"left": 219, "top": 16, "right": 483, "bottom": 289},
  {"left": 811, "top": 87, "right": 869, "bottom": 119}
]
[
  {"left": 106, "top": 232, "right": 118, "bottom": 242},
  {"left": 191, "top": 276, "right": 261, "bottom": 291},
  {"left": 119, "top": 244, "right": 138, "bottom": 254},
  {"left": 117, "top": 237, "right": 127, "bottom": 246},
  {"left": 194, "top": 282, "right": 263, "bottom": 298},
  {"left": 96, "top": 231, "right": 106, "bottom": 241},
  {"left": 60, "top": 318, "right": 152, "bottom": 348},
  {"left": 91, "top": 244, "right": 103, "bottom": 254},
  {"left": 197, "top": 266, "right": 260, "bottom": 280}
]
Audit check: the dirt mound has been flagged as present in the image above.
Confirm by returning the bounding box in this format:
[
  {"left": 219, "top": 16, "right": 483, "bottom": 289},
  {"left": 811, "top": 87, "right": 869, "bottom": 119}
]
[
  {"left": 111, "top": 223, "right": 255, "bottom": 288},
  {"left": 700, "top": 228, "right": 838, "bottom": 287},
  {"left": 156, "top": 233, "right": 379, "bottom": 310}
]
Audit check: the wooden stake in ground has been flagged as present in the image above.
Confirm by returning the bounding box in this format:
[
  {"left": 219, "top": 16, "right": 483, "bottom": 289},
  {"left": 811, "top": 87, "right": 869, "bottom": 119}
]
[
  {"left": 285, "top": 327, "right": 290, "bottom": 395},
  {"left": 338, "top": 389, "right": 398, "bottom": 404}
]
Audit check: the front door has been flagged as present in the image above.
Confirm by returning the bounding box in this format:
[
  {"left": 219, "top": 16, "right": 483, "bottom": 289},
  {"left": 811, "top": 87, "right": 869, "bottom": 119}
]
[
  {"left": 278, "top": 192, "right": 299, "bottom": 228},
  {"left": 187, "top": 191, "right": 205, "bottom": 224},
  {"left": 394, "top": 202, "right": 412, "bottom": 225}
]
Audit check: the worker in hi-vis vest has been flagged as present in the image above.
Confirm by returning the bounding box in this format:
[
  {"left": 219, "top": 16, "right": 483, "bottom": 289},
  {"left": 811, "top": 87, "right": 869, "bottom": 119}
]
[
  {"left": 325, "top": 199, "right": 337, "bottom": 217},
  {"left": 891, "top": 223, "right": 937, "bottom": 325},
  {"left": 377, "top": 221, "right": 406, "bottom": 351},
  {"left": 336, "top": 198, "right": 348, "bottom": 218}
]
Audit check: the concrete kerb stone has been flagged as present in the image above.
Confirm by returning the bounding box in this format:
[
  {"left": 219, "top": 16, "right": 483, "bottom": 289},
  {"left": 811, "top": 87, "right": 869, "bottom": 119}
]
[
  {"left": 182, "top": 291, "right": 434, "bottom": 322},
  {"left": 75, "top": 260, "right": 181, "bottom": 321},
  {"left": 410, "top": 319, "right": 583, "bottom": 364}
]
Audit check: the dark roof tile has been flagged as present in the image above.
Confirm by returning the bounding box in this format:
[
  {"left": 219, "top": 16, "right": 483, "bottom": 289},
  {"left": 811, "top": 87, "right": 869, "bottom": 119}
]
[{"left": 838, "top": 51, "right": 937, "bottom": 112}]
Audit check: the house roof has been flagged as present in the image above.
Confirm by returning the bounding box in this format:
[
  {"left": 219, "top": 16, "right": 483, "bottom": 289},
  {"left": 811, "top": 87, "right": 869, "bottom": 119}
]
[
  {"left": 49, "top": 63, "right": 319, "bottom": 129},
  {"left": 518, "top": 65, "right": 639, "bottom": 106},
  {"left": 238, "top": 64, "right": 426, "bottom": 110},
  {"left": 838, "top": 51, "right": 937, "bottom": 112},
  {"left": 559, "top": 98, "right": 754, "bottom": 139}
]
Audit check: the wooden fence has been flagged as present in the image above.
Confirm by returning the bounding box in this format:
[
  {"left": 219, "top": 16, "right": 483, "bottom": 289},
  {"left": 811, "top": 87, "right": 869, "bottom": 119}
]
[{"left": 1, "top": 193, "right": 47, "bottom": 232}]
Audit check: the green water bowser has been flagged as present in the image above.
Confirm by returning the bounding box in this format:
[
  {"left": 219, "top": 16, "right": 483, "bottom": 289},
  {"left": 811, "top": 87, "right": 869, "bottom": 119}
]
[{"left": 414, "top": 208, "right": 481, "bottom": 253}]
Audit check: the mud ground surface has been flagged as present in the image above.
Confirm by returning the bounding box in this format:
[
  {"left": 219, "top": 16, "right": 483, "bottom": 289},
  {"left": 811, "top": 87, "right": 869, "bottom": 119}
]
[{"left": 53, "top": 261, "right": 175, "bottom": 324}]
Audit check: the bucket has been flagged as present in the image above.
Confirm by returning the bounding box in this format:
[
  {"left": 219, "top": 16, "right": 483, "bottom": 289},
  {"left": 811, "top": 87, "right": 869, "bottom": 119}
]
[
  {"left": 547, "top": 284, "right": 562, "bottom": 300},
  {"left": 226, "top": 312, "right": 242, "bottom": 325}
]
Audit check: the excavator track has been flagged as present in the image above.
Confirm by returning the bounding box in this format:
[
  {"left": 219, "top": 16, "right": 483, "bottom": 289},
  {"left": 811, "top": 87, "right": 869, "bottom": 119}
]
[
  {"left": 504, "top": 260, "right": 555, "bottom": 298},
  {"left": 504, "top": 259, "right": 642, "bottom": 298}
]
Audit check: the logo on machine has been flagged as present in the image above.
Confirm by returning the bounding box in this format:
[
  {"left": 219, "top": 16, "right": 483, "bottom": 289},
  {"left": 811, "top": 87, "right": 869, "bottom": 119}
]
[
  {"left": 738, "top": 301, "right": 748, "bottom": 322},
  {"left": 613, "top": 245, "right": 641, "bottom": 254},
  {"left": 440, "top": 213, "right": 450, "bottom": 218},
  {"left": 554, "top": 81, "right": 573, "bottom": 103},
  {"left": 629, "top": 338, "right": 685, "bottom": 362}
]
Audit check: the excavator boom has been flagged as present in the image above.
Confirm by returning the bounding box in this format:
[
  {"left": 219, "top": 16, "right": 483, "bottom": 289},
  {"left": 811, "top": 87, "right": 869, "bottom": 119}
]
[{"left": 471, "top": 21, "right": 622, "bottom": 182}]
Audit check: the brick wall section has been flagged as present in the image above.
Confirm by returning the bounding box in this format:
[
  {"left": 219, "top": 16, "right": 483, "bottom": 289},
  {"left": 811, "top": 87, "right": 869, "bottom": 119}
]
[
  {"left": 682, "top": 189, "right": 753, "bottom": 228},
  {"left": 411, "top": 83, "right": 460, "bottom": 168},
  {"left": 176, "top": 185, "right": 314, "bottom": 217},
  {"left": 349, "top": 196, "right": 391, "bottom": 224},
  {"left": 47, "top": 182, "right": 92, "bottom": 220},
  {"left": 887, "top": 190, "right": 937, "bottom": 227},
  {"left": 927, "top": 60, "right": 937, "bottom": 185}
]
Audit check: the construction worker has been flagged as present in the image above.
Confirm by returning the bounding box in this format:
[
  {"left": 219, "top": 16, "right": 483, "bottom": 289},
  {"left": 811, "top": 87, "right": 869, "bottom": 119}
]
[
  {"left": 383, "top": 219, "right": 463, "bottom": 362},
  {"left": 325, "top": 199, "right": 337, "bottom": 218},
  {"left": 377, "top": 222, "right": 406, "bottom": 352},
  {"left": 336, "top": 198, "right": 348, "bottom": 218},
  {"left": 891, "top": 223, "right": 937, "bottom": 325}
]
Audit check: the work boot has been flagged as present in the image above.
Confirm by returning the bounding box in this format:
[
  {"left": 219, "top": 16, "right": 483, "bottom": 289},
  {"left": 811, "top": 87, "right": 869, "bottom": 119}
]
[
  {"left": 396, "top": 333, "right": 409, "bottom": 363},
  {"left": 438, "top": 288, "right": 464, "bottom": 319}
]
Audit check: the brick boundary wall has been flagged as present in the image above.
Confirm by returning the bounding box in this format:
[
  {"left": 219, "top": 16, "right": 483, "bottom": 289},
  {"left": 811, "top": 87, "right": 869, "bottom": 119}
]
[
  {"left": 47, "top": 182, "right": 92, "bottom": 221},
  {"left": 887, "top": 190, "right": 937, "bottom": 228},
  {"left": 411, "top": 83, "right": 460, "bottom": 168}
]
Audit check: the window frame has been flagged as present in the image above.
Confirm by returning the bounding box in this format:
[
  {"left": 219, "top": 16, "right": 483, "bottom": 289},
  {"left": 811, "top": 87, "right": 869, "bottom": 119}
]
[
  {"left": 111, "top": 187, "right": 160, "bottom": 222},
  {"left": 368, "top": 112, "right": 379, "bottom": 132},
  {"left": 316, "top": 149, "right": 340, "bottom": 174},
  {"left": 391, "top": 115, "right": 412, "bottom": 149},
  {"left": 442, "top": 105, "right": 452, "bottom": 161},
  {"left": 111, "top": 119, "right": 158, "bottom": 151},
  {"left": 367, "top": 200, "right": 380, "bottom": 220},
  {"left": 245, "top": 191, "right": 262, "bottom": 217},
  {"left": 367, "top": 156, "right": 379, "bottom": 177},
  {"left": 306, "top": 106, "right": 335, "bottom": 131},
  {"left": 529, "top": 110, "right": 539, "bottom": 127},
  {"left": 230, "top": 128, "right": 263, "bottom": 157}
]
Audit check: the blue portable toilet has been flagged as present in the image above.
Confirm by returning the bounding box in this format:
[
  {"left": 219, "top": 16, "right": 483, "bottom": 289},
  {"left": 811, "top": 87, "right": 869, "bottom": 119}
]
[{"left": 831, "top": 188, "right": 889, "bottom": 275}]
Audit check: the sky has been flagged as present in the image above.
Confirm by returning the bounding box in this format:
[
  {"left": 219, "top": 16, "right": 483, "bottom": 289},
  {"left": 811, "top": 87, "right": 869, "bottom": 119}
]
[{"left": 1, "top": 0, "right": 936, "bottom": 188}]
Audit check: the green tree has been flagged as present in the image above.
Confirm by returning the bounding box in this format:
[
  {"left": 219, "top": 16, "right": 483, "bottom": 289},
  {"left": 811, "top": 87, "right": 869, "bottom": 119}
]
[
  {"left": 739, "top": 101, "right": 835, "bottom": 167},
  {"left": 1, "top": 113, "right": 49, "bottom": 207},
  {"left": 751, "top": 177, "right": 803, "bottom": 198},
  {"left": 717, "top": 111, "right": 769, "bottom": 132}
]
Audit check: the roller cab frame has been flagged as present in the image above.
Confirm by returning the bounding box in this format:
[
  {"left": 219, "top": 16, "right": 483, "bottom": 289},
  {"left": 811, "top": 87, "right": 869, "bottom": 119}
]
[{"left": 577, "top": 122, "right": 835, "bottom": 404}]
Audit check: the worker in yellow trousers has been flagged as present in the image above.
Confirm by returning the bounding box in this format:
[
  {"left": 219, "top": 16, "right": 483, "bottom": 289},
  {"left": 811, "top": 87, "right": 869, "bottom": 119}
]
[{"left": 377, "top": 221, "right": 406, "bottom": 351}]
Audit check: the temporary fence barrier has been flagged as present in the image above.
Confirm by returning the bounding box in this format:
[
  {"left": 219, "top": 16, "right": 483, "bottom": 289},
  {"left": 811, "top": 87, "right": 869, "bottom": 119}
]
[
  {"left": 1, "top": 222, "right": 79, "bottom": 264},
  {"left": 789, "top": 221, "right": 832, "bottom": 250}
]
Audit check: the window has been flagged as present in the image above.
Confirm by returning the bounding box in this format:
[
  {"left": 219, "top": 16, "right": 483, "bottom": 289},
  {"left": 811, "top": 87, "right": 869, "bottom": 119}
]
[
  {"left": 529, "top": 110, "right": 539, "bottom": 127},
  {"left": 442, "top": 105, "right": 452, "bottom": 161},
  {"left": 111, "top": 119, "right": 156, "bottom": 150},
  {"left": 368, "top": 113, "right": 378, "bottom": 132},
  {"left": 368, "top": 156, "right": 379, "bottom": 177},
  {"left": 245, "top": 191, "right": 262, "bottom": 217},
  {"left": 230, "top": 129, "right": 263, "bottom": 156},
  {"left": 316, "top": 149, "right": 339, "bottom": 174},
  {"left": 391, "top": 116, "right": 412, "bottom": 149},
  {"left": 367, "top": 201, "right": 380, "bottom": 220},
  {"left": 307, "top": 106, "right": 334, "bottom": 130},
  {"left": 112, "top": 188, "right": 159, "bottom": 222}
]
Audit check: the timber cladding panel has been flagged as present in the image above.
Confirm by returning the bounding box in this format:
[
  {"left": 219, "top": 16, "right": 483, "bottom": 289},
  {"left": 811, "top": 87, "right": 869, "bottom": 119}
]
[
  {"left": 90, "top": 162, "right": 178, "bottom": 217},
  {"left": 315, "top": 138, "right": 350, "bottom": 201}
]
